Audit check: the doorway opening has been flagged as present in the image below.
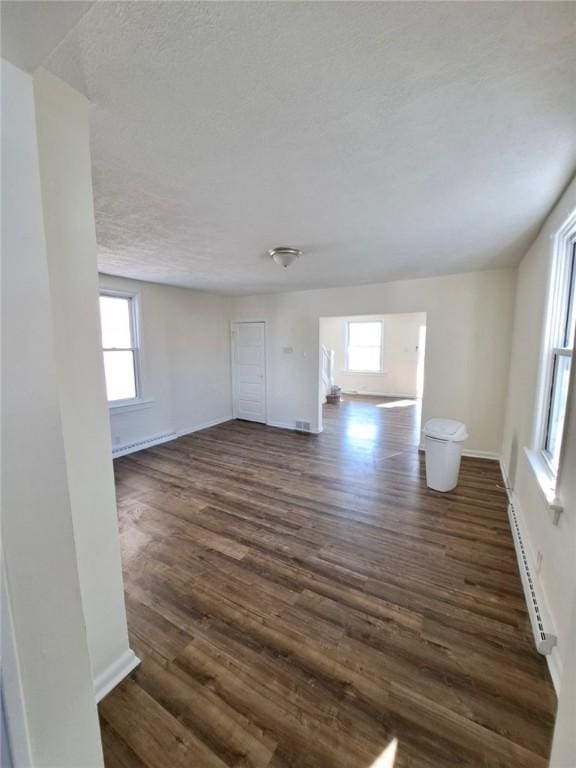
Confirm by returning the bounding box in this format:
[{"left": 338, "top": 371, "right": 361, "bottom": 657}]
[{"left": 318, "top": 312, "right": 427, "bottom": 446}]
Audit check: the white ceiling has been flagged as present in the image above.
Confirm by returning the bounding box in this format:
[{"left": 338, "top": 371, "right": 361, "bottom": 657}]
[{"left": 3, "top": 1, "right": 576, "bottom": 295}]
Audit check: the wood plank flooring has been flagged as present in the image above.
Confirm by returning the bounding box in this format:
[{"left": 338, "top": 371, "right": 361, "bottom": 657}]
[{"left": 100, "top": 396, "right": 556, "bottom": 768}]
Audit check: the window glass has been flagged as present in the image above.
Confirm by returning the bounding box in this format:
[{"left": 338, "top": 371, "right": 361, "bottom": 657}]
[
  {"left": 99, "top": 294, "right": 138, "bottom": 402},
  {"left": 347, "top": 322, "right": 382, "bottom": 371},
  {"left": 542, "top": 242, "right": 575, "bottom": 472},
  {"left": 100, "top": 295, "right": 133, "bottom": 348},
  {"left": 544, "top": 354, "right": 570, "bottom": 469},
  {"left": 564, "top": 251, "right": 575, "bottom": 348},
  {"left": 103, "top": 350, "right": 137, "bottom": 401},
  {"left": 348, "top": 321, "right": 381, "bottom": 347}
]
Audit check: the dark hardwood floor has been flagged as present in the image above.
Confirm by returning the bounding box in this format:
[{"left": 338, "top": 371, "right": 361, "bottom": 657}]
[{"left": 100, "top": 395, "right": 556, "bottom": 768}]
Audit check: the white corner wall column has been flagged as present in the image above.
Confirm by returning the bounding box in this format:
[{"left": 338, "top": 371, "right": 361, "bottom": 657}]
[
  {"left": 33, "top": 68, "right": 138, "bottom": 695},
  {"left": 1, "top": 58, "right": 104, "bottom": 767}
]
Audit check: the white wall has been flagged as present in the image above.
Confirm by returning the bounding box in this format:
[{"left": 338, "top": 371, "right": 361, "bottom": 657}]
[
  {"left": 501, "top": 176, "right": 576, "bottom": 692},
  {"left": 231, "top": 269, "right": 515, "bottom": 454},
  {"left": 320, "top": 313, "right": 426, "bottom": 397},
  {"left": 98, "top": 275, "right": 232, "bottom": 449},
  {"left": 33, "top": 69, "right": 136, "bottom": 695},
  {"left": 549, "top": 596, "right": 576, "bottom": 766},
  {"left": 1, "top": 58, "right": 103, "bottom": 767}
]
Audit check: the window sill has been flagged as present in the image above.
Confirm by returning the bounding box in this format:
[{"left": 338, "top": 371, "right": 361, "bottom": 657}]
[
  {"left": 109, "top": 398, "right": 154, "bottom": 414},
  {"left": 523, "top": 447, "right": 563, "bottom": 522},
  {"left": 342, "top": 370, "right": 387, "bottom": 375}
]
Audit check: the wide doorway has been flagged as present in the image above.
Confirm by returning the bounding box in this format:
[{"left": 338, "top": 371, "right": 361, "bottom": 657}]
[{"left": 318, "top": 313, "right": 427, "bottom": 441}]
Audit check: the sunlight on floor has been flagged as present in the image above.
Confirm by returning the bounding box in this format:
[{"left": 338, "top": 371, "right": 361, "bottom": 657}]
[
  {"left": 346, "top": 423, "right": 378, "bottom": 441},
  {"left": 376, "top": 399, "right": 415, "bottom": 409},
  {"left": 369, "top": 738, "right": 398, "bottom": 767}
]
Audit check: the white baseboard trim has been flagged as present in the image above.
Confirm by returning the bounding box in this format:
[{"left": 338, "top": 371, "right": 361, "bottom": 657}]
[
  {"left": 417, "top": 443, "right": 500, "bottom": 461},
  {"left": 267, "top": 419, "right": 322, "bottom": 434},
  {"left": 547, "top": 645, "right": 562, "bottom": 695},
  {"left": 461, "top": 448, "right": 500, "bottom": 460},
  {"left": 267, "top": 419, "right": 294, "bottom": 431},
  {"left": 94, "top": 648, "right": 141, "bottom": 702},
  {"left": 112, "top": 416, "right": 233, "bottom": 458},
  {"left": 176, "top": 415, "right": 232, "bottom": 437},
  {"left": 499, "top": 457, "right": 512, "bottom": 492},
  {"left": 343, "top": 390, "right": 417, "bottom": 399},
  {"left": 499, "top": 458, "right": 561, "bottom": 696}
]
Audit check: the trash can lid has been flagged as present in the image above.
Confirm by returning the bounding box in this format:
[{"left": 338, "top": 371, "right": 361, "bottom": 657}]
[{"left": 424, "top": 418, "right": 468, "bottom": 442}]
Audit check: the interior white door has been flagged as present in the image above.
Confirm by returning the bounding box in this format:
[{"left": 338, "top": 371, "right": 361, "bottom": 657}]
[{"left": 231, "top": 322, "right": 266, "bottom": 423}]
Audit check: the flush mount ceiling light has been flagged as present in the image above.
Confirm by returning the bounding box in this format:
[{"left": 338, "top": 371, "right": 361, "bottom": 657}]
[{"left": 268, "top": 247, "right": 302, "bottom": 269}]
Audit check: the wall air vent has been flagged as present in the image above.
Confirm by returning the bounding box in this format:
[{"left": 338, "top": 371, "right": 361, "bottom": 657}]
[{"left": 295, "top": 420, "right": 311, "bottom": 433}]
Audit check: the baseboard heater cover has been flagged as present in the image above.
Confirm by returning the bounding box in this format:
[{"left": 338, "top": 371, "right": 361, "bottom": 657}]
[
  {"left": 112, "top": 431, "right": 177, "bottom": 457},
  {"left": 507, "top": 502, "right": 557, "bottom": 655}
]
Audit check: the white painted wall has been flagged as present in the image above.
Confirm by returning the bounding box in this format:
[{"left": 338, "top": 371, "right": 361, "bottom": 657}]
[
  {"left": 231, "top": 270, "right": 515, "bottom": 455},
  {"left": 549, "top": 596, "right": 576, "bottom": 766},
  {"left": 320, "top": 313, "right": 426, "bottom": 397},
  {"left": 1, "top": 58, "right": 103, "bottom": 767},
  {"left": 98, "top": 275, "right": 232, "bottom": 449},
  {"left": 501, "top": 176, "right": 576, "bottom": 693}
]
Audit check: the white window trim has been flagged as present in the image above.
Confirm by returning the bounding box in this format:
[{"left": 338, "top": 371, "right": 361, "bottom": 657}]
[
  {"left": 527, "top": 209, "right": 576, "bottom": 518},
  {"left": 108, "top": 398, "right": 154, "bottom": 414},
  {"left": 345, "top": 320, "right": 384, "bottom": 374},
  {"left": 523, "top": 448, "right": 563, "bottom": 521},
  {"left": 100, "top": 289, "right": 143, "bottom": 407}
]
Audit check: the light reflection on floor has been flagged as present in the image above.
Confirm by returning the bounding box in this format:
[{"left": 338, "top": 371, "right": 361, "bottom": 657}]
[
  {"left": 345, "top": 422, "right": 378, "bottom": 442},
  {"left": 369, "top": 738, "right": 398, "bottom": 767},
  {"left": 320, "top": 396, "right": 423, "bottom": 483},
  {"left": 332, "top": 397, "right": 421, "bottom": 457},
  {"left": 376, "top": 399, "right": 415, "bottom": 409}
]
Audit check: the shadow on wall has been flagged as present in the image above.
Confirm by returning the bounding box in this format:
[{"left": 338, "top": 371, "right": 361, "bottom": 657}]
[{"left": 507, "top": 433, "right": 519, "bottom": 489}]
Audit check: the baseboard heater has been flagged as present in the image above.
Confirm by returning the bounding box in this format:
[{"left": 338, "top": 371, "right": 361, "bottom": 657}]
[
  {"left": 112, "top": 431, "right": 177, "bottom": 458},
  {"left": 507, "top": 502, "right": 557, "bottom": 655}
]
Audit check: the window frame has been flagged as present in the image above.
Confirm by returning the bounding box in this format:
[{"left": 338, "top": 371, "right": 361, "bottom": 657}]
[
  {"left": 344, "top": 319, "right": 384, "bottom": 374},
  {"left": 99, "top": 289, "right": 142, "bottom": 407},
  {"left": 537, "top": 223, "right": 576, "bottom": 483}
]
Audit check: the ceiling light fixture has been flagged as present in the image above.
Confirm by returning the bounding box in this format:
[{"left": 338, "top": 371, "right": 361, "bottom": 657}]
[{"left": 268, "top": 247, "right": 302, "bottom": 269}]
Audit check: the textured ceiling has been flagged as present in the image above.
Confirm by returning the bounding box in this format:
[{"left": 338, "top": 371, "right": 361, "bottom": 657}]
[
  {"left": 1, "top": 1, "right": 95, "bottom": 73},
  {"left": 3, "top": 1, "right": 576, "bottom": 295}
]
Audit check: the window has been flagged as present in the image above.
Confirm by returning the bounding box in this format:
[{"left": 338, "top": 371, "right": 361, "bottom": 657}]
[
  {"left": 346, "top": 321, "right": 383, "bottom": 372},
  {"left": 542, "top": 238, "right": 576, "bottom": 473},
  {"left": 99, "top": 292, "right": 140, "bottom": 403}
]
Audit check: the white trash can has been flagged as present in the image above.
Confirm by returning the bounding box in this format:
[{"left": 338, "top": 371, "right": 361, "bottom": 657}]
[{"left": 424, "top": 418, "right": 468, "bottom": 492}]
